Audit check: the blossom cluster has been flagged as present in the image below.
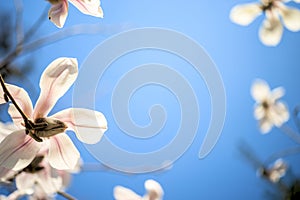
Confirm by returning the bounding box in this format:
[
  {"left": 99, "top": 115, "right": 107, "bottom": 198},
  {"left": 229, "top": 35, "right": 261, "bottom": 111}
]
[{"left": 230, "top": 0, "right": 300, "bottom": 46}]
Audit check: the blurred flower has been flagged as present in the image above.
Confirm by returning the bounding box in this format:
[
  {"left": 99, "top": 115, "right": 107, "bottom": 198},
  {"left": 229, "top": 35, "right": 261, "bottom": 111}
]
[
  {"left": 114, "top": 179, "right": 164, "bottom": 200},
  {"left": 258, "top": 159, "right": 287, "bottom": 183},
  {"left": 48, "top": 0, "right": 104, "bottom": 28},
  {"left": 251, "top": 79, "right": 289, "bottom": 133},
  {"left": 230, "top": 0, "right": 300, "bottom": 46},
  {"left": 0, "top": 57, "right": 107, "bottom": 171}
]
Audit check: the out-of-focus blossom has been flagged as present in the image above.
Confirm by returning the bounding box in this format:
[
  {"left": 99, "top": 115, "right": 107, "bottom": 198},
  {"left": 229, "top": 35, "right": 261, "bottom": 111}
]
[
  {"left": 230, "top": 0, "right": 300, "bottom": 46},
  {"left": 48, "top": 0, "right": 104, "bottom": 28},
  {"left": 114, "top": 179, "right": 164, "bottom": 200},
  {"left": 258, "top": 159, "right": 287, "bottom": 183},
  {"left": 0, "top": 57, "right": 107, "bottom": 171},
  {"left": 251, "top": 79, "right": 289, "bottom": 133}
]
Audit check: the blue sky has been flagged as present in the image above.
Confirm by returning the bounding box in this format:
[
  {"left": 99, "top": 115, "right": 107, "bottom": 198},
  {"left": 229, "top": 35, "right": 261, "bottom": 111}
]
[{"left": 2, "top": 0, "right": 300, "bottom": 199}]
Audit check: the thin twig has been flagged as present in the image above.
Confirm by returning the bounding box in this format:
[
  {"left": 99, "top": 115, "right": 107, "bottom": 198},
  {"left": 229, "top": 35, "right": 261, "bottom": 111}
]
[
  {"left": 0, "top": 74, "right": 29, "bottom": 122},
  {"left": 22, "top": 23, "right": 119, "bottom": 53},
  {"left": 264, "top": 146, "right": 300, "bottom": 165},
  {"left": 0, "top": 5, "right": 49, "bottom": 70},
  {"left": 14, "top": 0, "right": 24, "bottom": 51},
  {"left": 57, "top": 191, "right": 77, "bottom": 200},
  {"left": 279, "top": 124, "right": 300, "bottom": 144},
  {"left": 293, "top": 105, "right": 300, "bottom": 133}
]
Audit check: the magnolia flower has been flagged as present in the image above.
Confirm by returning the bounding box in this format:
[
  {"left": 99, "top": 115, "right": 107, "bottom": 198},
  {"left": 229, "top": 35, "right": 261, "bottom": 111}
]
[
  {"left": 251, "top": 79, "right": 289, "bottom": 133},
  {"left": 114, "top": 179, "right": 164, "bottom": 200},
  {"left": 230, "top": 0, "right": 300, "bottom": 46},
  {"left": 0, "top": 57, "right": 107, "bottom": 171},
  {"left": 14, "top": 156, "right": 63, "bottom": 199},
  {"left": 258, "top": 159, "right": 287, "bottom": 183},
  {"left": 48, "top": 0, "right": 104, "bottom": 28}
]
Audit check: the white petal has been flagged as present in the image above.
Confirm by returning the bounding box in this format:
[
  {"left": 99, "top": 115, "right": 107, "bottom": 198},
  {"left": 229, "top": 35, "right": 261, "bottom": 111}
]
[
  {"left": 0, "top": 130, "right": 41, "bottom": 171},
  {"left": 48, "top": 0, "right": 69, "bottom": 28},
  {"left": 69, "top": 0, "right": 104, "bottom": 17},
  {"left": 280, "top": 7, "right": 300, "bottom": 31},
  {"left": 259, "top": 118, "right": 273, "bottom": 134},
  {"left": 36, "top": 171, "right": 62, "bottom": 195},
  {"left": 0, "top": 122, "right": 18, "bottom": 141},
  {"left": 0, "top": 166, "right": 13, "bottom": 180},
  {"left": 144, "top": 180, "right": 164, "bottom": 200},
  {"left": 0, "top": 84, "right": 33, "bottom": 120},
  {"left": 271, "top": 87, "right": 285, "bottom": 101},
  {"left": 251, "top": 79, "right": 271, "bottom": 102},
  {"left": 259, "top": 14, "right": 283, "bottom": 46},
  {"left": 254, "top": 105, "right": 266, "bottom": 120},
  {"left": 15, "top": 173, "right": 35, "bottom": 194},
  {"left": 230, "top": 3, "right": 262, "bottom": 26},
  {"left": 113, "top": 186, "right": 141, "bottom": 200},
  {"left": 48, "top": 134, "right": 80, "bottom": 170},
  {"left": 33, "top": 57, "right": 78, "bottom": 119},
  {"left": 51, "top": 108, "right": 107, "bottom": 144}
]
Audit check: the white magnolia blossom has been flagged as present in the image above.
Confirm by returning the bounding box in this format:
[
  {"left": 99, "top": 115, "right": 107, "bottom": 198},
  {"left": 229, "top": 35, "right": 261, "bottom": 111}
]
[
  {"left": 48, "top": 0, "right": 103, "bottom": 28},
  {"left": 230, "top": 0, "right": 300, "bottom": 46},
  {"left": 258, "top": 159, "right": 288, "bottom": 183},
  {"left": 251, "top": 79, "right": 289, "bottom": 133},
  {"left": 114, "top": 179, "right": 164, "bottom": 200},
  {"left": 0, "top": 57, "right": 107, "bottom": 171}
]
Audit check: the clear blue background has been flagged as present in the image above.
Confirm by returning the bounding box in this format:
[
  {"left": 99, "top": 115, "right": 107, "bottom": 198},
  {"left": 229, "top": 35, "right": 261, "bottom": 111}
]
[{"left": 1, "top": 0, "right": 300, "bottom": 199}]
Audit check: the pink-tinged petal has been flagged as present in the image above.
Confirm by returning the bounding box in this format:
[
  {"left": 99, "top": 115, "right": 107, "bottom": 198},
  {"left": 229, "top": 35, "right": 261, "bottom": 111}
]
[
  {"left": 69, "top": 0, "right": 103, "bottom": 18},
  {"left": 144, "top": 179, "right": 164, "bottom": 200},
  {"left": 33, "top": 58, "right": 78, "bottom": 119},
  {"left": 48, "top": 0, "right": 69, "bottom": 28},
  {"left": 251, "top": 79, "right": 270, "bottom": 102},
  {"left": 15, "top": 172, "right": 35, "bottom": 194},
  {"left": 280, "top": 7, "right": 300, "bottom": 31},
  {"left": 259, "top": 13, "right": 283, "bottom": 46},
  {"left": 0, "top": 122, "right": 18, "bottom": 141},
  {"left": 0, "top": 84, "right": 33, "bottom": 119},
  {"left": 0, "top": 130, "right": 41, "bottom": 171},
  {"left": 0, "top": 166, "right": 13, "bottom": 179},
  {"left": 36, "top": 171, "right": 62, "bottom": 195},
  {"left": 8, "top": 105, "right": 25, "bottom": 129},
  {"left": 2, "top": 190, "right": 27, "bottom": 200},
  {"left": 113, "top": 186, "right": 141, "bottom": 200},
  {"left": 51, "top": 108, "right": 107, "bottom": 144},
  {"left": 48, "top": 134, "right": 80, "bottom": 170},
  {"left": 229, "top": 3, "right": 262, "bottom": 26}
]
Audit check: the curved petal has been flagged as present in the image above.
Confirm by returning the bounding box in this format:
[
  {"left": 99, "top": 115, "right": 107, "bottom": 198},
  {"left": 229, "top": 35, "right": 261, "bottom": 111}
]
[
  {"left": 229, "top": 3, "right": 262, "bottom": 26},
  {"left": 69, "top": 0, "right": 104, "bottom": 17},
  {"left": 113, "top": 186, "right": 141, "bottom": 200},
  {"left": 280, "top": 7, "right": 300, "bottom": 31},
  {"left": 48, "top": 0, "right": 69, "bottom": 28},
  {"left": 271, "top": 87, "right": 285, "bottom": 101},
  {"left": 0, "top": 166, "right": 13, "bottom": 180},
  {"left": 0, "top": 122, "right": 18, "bottom": 141},
  {"left": 259, "top": 13, "right": 283, "bottom": 46},
  {"left": 0, "top": 84, "right": 33, "bottom": 119},
  {"left": 51, "top": 108, "right": 107, "bottom": 144},
  {"left": 251, "top": 79, "right": 270, "bottom": 102},
  {"left": 36, "top": 171, "right": 62, "bottom": 195},
  {"left": 0, "top": 130, "right": 41, "bottom": 171},
  {"left": 259, "top": 118, "right": 273, "bottom": 134},
  {"left": 15, "top": 173, "right": 35, "bottom": 194},
  {"left": 144, "top": 179, "right": 164, "bottom": 200},
  {"left": 33, "top": 58, "right": 78, "bottom": 119},
  {"left": 8, "top": 105, "right": 26, "bottom": 129},
  {"left": 48, "top": 134, "right": 80, "bottom": 170}
]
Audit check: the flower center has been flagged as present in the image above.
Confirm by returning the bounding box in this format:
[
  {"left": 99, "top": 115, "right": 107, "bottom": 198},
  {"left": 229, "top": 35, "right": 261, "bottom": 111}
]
[
  {"left": 33, "top": 118, "right": 68, "bottom": 139},
  {"left": 262, "top": 101, "right": 270, "bottom": 110}
]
